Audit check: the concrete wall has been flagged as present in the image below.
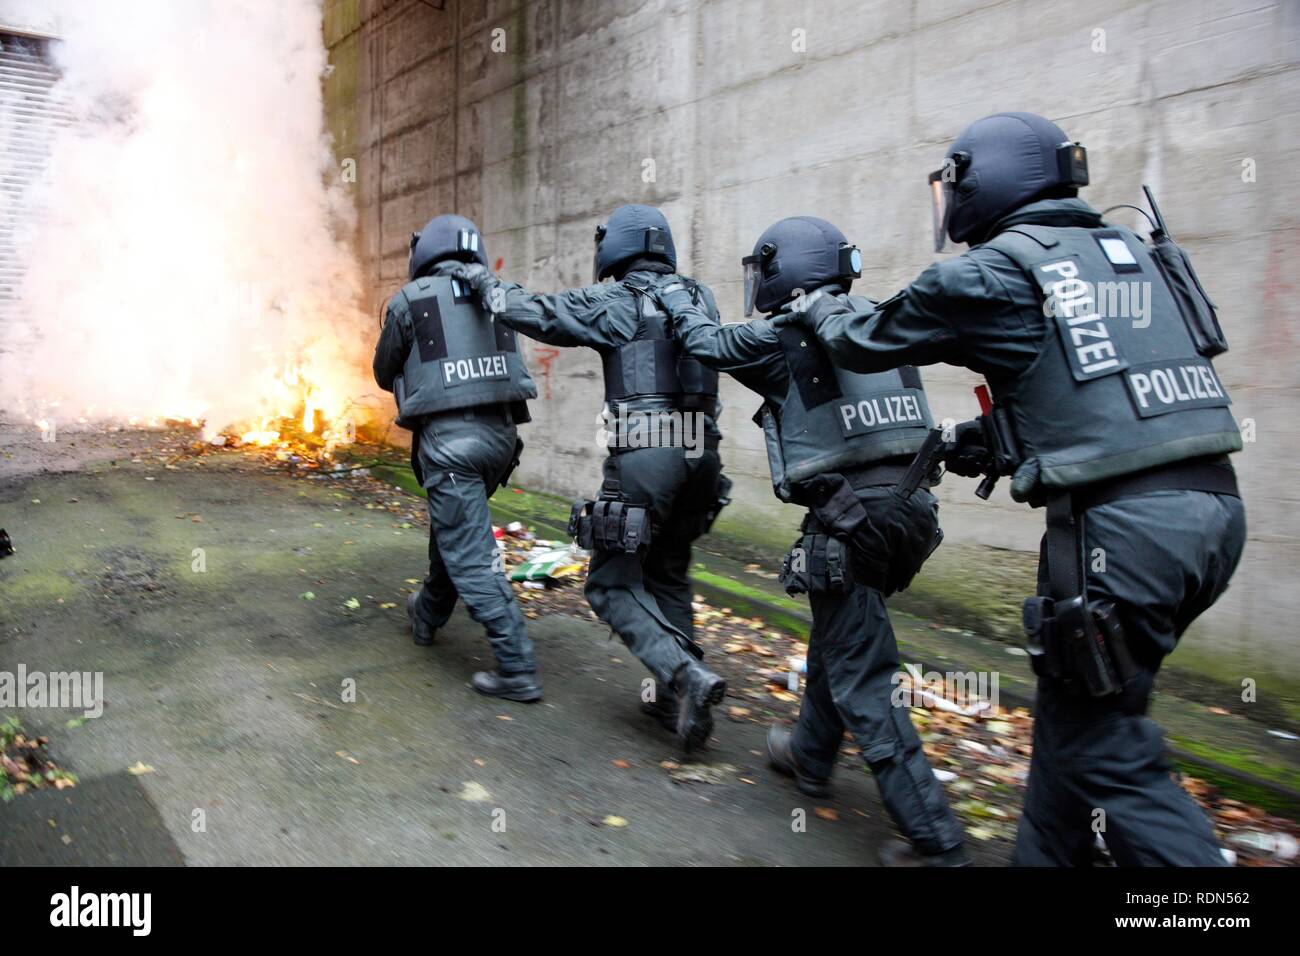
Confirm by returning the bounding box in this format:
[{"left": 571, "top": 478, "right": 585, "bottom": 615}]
[{"left": 323, "top": 0, "right": 1300, "bottom": 686}]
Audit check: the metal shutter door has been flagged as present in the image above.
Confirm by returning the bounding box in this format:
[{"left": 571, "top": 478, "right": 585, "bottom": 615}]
[{"left": 0, "top": 31, "right": 70, "bottom": 345}]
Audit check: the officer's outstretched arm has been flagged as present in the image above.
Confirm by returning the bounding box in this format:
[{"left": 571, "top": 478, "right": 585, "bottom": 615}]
[
  {"left": 659, "top": 284, "right": 779, "bottom": 371},
  {"left": 487, "top": 280, "right": 616, "bottom": 349},
  {"left": 801, "top": 268, "right": 964, "bottom": 373},
  {"left": 372, "top": 296, "right": 411, "bottom": 392}
]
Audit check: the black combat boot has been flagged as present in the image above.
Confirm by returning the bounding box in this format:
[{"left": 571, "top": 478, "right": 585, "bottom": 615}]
[
  {"left": 878, "top": 840, "right": 971, "bottom": 867},
  {"left": 406, "top": 592, "right": 435, "bottom": 646},
  {"left": 472, "top": 670, "right": 543, "bottom": 703},
  {"left": 641, "top": 686, "right": 679, "bottom": 733},
  {"left": 672, "top": 661, "right": 726, "bottom": 751},
  {"left": 765, "top": 725, "right": 833, "bottom": 798}
]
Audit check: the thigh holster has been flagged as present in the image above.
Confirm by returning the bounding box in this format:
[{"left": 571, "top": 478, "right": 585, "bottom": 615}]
[
  {"left": 568, "top": 479, "right": 652, "bottom": 554},
  {"left": 1025, "top": 494, "right": 1138, "bottom": 697},
  {"left": 779, "top": 532, "right": 855, "bottom": 596}
]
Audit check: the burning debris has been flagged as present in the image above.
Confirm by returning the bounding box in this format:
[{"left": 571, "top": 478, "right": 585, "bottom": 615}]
[{"left": 1, "top": 1, "right": 383, "bottom": 454}]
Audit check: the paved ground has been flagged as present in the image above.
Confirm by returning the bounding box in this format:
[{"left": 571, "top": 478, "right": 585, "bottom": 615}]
[{"left": 0, "top": 429, "right": 1006, "bottom": 866}]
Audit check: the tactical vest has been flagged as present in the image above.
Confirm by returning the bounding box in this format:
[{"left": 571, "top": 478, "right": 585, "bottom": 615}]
[
  {"left": 391, "top": 275, "right": 537, "bottom": 424},
  {"left": 601, "top": 278, "right": 719, "bottom": 413},
  {"left": 766, "top": 292, "right": 934, "bottom": 496},
  {"left": 982, "top": 223, "right": 1241, "bottom": 491}
]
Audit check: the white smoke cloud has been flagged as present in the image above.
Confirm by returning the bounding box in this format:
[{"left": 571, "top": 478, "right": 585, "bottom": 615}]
[{"left": 0, "top": 0, "right": 378, "bottom": 436}]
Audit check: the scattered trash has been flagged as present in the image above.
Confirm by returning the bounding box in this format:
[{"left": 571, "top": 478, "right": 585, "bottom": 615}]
[
  {"left": 458, "top": 781, "right": 491, "bottom": 803},
  {"left": 509, "top": 545, "right": 584, "bottom": 584},
  {"left": 602, "top": 815, "right": 629, "bottom": 828},
  {"left": 0, "top": 529, "right": 13, "bottom": 559},
  {"left": 1225, "top": 830, "right": 1299, "bottom": 860},
  {"left": 665, "top": 762, "right": 737, "bottom": 786},
  {"left": 901, "top": 663, "right": 994, "bottom": 717}
]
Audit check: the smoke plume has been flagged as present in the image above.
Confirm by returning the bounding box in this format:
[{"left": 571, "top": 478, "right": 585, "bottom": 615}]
[{"left": 0, "top": 0, "right": 378, "bottom": 436}]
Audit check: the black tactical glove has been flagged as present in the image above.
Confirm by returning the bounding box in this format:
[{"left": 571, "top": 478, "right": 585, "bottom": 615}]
[
  {"left": 654, "top": 281, "right": 696, "bottom": 317},
  {"left": 450, "top": 263, "right": 500, "bottom": 310},
  {"left": 772, "top": 288, "right": 840, "bottom": 328},
  {"left": 946, "top": 420, "right": 992, "bottom": 478}
]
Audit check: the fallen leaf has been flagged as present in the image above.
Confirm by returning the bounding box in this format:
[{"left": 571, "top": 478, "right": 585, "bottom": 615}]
[
  {"left": 611, "top": 758, "right": 630, "bottom": 769},
  {"left": 602, "top": 815, "right": 628, "bottom": 828},
  {"left": 459, "top": 781, "right": 491, "bottom": 803},
  {"left": 814, "top": 807, "right": 839, "bottom": 821}
]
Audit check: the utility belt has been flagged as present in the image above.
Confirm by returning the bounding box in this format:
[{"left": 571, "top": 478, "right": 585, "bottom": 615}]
[
  {"left": 840, "top": 458, "right": 929, "bottom": 491},
  {"left": 1024, "top": 456, "right": 1238, "bottom": 696},
  {"left": 419, "top": 400, "right": 527, "bottom": 428}
]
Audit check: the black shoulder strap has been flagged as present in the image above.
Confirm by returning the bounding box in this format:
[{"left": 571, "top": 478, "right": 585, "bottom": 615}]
[
  {"left": 776, "top": 323, "right": 842, "bottom": 410},
  {"left": 1044, "top": 492, "right": 1085, "bottom": 603}
]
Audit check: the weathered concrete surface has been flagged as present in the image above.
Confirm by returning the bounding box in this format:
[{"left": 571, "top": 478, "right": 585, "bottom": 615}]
[
  {"left": 322, "top": 0, "right": 1300, "bottom": 683},
  {"left": 0, "top": 455, "right": 1006, "bottom": 865}
]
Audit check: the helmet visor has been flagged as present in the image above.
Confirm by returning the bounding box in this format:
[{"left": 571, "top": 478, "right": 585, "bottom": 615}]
[
  {"left": 928, "top": 168, "right": 954, "bottom": 253},
  {"left": 741, "top": 255, "right": 763, "bottom": 317}
]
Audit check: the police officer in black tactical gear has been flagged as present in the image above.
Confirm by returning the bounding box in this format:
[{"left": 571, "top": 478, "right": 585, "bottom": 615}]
[
  {"left": 656, "top": 216, "right": 968, "bottom": 866},
  {"left": 453, "top": 204, "right": 731, "bottom": 750},
  {"left": 790, "top": 113, "right": 1246, "bottom": 866},
  {"left": 372, "top": 214, "right": 543, "bottom": 702}
]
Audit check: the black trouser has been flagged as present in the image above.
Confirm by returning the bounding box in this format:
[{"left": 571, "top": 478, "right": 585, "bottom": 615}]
[
  {"left": 790, "top": 486, "right": 965, "bottom": 856},
  {"left": 1014, "top": 489, "right": 1246, "bottom": 866},
  {"left": 584, "top": 444, "right": 723, "bottom": 690},
  {"left": 409, "top": 408, "right": 536, "bottom": 675}
]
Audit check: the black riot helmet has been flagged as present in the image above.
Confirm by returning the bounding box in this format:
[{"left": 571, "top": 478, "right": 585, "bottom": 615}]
[
  {"left": 929, "top": 112, "right": 1089, "bottom": 251},
  {"left": 741, "top": 216, "right": 862, "bottom": 317},
  {"left": 409, "top": 214, "right": 488, "bottom": 280},
  {"left": 592, "top": 204, "right": 677, "bottom": 282}
]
